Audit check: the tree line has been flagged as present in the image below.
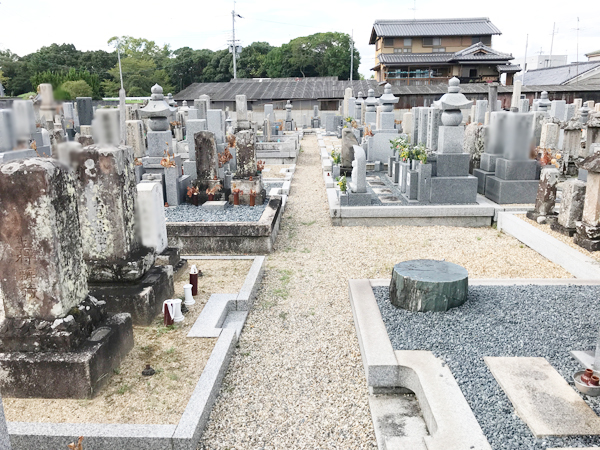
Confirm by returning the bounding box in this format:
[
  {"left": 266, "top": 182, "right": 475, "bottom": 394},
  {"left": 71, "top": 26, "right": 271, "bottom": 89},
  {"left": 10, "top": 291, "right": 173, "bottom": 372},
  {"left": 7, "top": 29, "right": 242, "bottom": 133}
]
[{"left": 0, "top": 32, "right": 361, "bottom": 99}]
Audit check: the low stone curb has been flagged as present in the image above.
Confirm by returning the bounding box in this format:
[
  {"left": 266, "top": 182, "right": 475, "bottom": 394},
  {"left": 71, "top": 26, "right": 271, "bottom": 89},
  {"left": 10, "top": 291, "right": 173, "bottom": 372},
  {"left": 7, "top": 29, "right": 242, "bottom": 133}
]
[
  {"left": 497, "top": 212, "right": 600, "bottom": 279},
  {"left": 349, "top": 278, "right": 492, "bottom": 450},
  {"left": 6, "top": 256, "right": 266, "bottom": 450}
]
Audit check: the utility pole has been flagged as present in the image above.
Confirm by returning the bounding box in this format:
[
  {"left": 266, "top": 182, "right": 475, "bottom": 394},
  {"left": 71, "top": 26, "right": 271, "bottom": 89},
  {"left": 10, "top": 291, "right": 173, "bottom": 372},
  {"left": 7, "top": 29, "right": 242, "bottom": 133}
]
[
  {"left": 522, "top": 34, "right": 528, "bottom": 86},
  {"left": 350, "top": 29, "right": 354, "bottom": 82},
  {"left": 230, "top": 1, "right": 243, "bottom": 79},
  {"left": 549, "top": 22, "right": 556, "bottom": 68}
]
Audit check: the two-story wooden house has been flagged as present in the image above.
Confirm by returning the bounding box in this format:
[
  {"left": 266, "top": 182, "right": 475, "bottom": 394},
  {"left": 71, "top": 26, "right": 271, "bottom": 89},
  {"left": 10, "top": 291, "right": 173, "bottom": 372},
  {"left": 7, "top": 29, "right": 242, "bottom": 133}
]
[{"left": 369, "top": 18, "right": 520, "bottom": 86}]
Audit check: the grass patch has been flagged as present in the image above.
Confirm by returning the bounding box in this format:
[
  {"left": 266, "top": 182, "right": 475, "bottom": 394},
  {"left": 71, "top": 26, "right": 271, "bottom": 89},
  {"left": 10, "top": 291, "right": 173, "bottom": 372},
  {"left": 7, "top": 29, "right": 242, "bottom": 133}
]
[
  {"left": 117, "top": 384, "right": 132, "bottom": 395},
  {"left": 301, "top": 220, "right": 316, "bottom": 226}
]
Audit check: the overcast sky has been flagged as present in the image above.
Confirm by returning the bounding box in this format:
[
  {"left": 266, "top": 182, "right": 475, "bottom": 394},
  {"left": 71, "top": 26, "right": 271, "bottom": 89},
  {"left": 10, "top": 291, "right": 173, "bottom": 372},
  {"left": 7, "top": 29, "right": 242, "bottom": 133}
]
[{"left": 1, "top": 0, "right": 598, "bottom": 78}]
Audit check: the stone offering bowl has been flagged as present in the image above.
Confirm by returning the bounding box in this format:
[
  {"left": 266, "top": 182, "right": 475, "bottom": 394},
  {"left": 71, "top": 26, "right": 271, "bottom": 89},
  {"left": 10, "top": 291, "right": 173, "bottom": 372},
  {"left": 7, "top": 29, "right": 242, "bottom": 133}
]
[{"left": 573, "top": 370, "right": 600, "bottom": 396}]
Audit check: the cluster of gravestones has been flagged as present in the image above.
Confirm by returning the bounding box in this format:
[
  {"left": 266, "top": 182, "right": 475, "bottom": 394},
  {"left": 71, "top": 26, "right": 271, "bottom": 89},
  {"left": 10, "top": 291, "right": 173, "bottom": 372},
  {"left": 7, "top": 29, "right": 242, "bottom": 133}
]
[
  {"left": 0, "top": 134, "right": 180, "bottom": 398},
  {"left": 334, "top": 79, "right": 479, "bottom": 205}
]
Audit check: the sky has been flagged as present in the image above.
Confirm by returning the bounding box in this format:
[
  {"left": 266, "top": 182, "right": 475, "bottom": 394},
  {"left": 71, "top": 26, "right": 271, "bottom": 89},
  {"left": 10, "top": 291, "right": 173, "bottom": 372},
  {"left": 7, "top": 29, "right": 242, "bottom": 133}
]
[{"left": 0, "top": 0, "right": 599, "bottom": 79}]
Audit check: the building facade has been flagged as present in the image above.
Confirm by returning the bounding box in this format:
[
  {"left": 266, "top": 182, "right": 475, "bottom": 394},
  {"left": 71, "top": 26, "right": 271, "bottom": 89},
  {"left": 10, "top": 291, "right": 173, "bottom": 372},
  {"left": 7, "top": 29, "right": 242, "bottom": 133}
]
[{"left": 369, "top": 18, "right": 519, "bottom": 86}]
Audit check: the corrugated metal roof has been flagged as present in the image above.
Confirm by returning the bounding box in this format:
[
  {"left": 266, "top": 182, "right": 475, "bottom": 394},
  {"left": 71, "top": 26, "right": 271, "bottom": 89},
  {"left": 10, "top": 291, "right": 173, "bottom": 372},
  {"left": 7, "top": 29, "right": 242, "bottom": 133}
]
[
  {"left": 523, "top": 62, "right": 600, "bottom": 86},
  {"left": 369, "top": 18, "right": 501, "bottom": 44},
  {"left": 174, "top": 78, "right": 600, "bottom": 102}
]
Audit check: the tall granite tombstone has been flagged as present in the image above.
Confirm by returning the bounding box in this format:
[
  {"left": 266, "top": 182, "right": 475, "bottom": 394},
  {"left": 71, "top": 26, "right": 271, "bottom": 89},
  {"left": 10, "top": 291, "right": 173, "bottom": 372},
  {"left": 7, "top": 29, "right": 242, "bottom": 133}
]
[
  {"left": 484, "top": 112, "right": 539, "bottom": 204},
  {"left": 126, "top": 119, "right": 146, "bottom": 158},
  {"left": 339, "top": 145, "right": 370, "bottom": 206},
  {"left": 426, "top": 107, "right": 442, "bottom": 151},
  {"left": 0, "top": 109, "right": 36, "bottom": 164},
  {"left": 76, "top": 97, "right": 93, "bottom": 127},
  {"left": 341, "top": 128, "right": 359, "bottom": 174},
  {"left": 137, "top": 182, "right": 168, "bottom": 254},
  {"left": 526, "top": 167, "right": 560, "bottom": 222},
  {"left": 284, "top": 100, "right": 294, "bottom": 131},
  {"left": 194, "top": 130, "right": 220, "bottom": 202},
  {"left": 236, "top": 94, "right": 250, "bottom": 130},
  {"left": 0, "top": 158, "right": 133, "bottom": 398}
]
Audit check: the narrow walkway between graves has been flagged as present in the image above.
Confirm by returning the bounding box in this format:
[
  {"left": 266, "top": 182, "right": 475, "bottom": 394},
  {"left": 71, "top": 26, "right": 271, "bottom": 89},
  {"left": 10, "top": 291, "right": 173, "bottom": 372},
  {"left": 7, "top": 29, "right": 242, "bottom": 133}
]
[{"left": 198, "top": 135, "right": 570, "bottom": 449}]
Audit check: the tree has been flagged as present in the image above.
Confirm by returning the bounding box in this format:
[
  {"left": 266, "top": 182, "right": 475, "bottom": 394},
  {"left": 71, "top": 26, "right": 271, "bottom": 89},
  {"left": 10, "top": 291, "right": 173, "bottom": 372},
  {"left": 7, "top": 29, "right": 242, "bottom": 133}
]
[
  {"left": 0, "top": 70, "right": 9, "bottom": 90},
  {"left": 201, "top": 49, "right": 233, "bottom": 82},
  {"left": 61, "top": 80, "right": 93, "bottom": 98},
  {"left": 168, "top": 47, "right": 214, "bottom": 92},
  {"left": 236, "top": 42, "right": 273, "bottom": 79},
  {"left": 25, "top": 43, "right": 82, "bottom": 74},
  {"left": 30, "top": 69, "right": 101, "bottom": 98},
  {"left": 0, "top": 49, "right": 31, "bottom": 95}
]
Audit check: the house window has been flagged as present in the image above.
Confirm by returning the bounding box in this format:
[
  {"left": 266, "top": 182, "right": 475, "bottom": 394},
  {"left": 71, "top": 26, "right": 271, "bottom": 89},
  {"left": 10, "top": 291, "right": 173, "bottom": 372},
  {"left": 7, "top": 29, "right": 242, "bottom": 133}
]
[
  {"left": 423, "top": 37, "right": 442, "bottom": 46},
  {"left": 431, "top": 47, "right": 446, "bottom": 53},
  {"left": 472, "top": 36, "right": 492, "bottom": 45},
  {"left": 384, "top": 38, "right": 394, "bottom": 47},
  {"left": 394, "top": 48, "right": 412, "bottom": 53},
  {"left": 469, "top": 68, "right": 478, "bottom": 78},
  {"left": 404, "top": 38, "right": 412, "bottom": 47}
]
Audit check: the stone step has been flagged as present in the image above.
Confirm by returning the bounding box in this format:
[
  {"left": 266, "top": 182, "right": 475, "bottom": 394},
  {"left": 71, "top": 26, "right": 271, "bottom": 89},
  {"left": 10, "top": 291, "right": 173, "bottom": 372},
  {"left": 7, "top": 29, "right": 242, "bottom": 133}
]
[
  {"left": 485, "top": 356, "right": 600, "bottom": 437},
  {"left": 368, "top": 393, "right": 429, "bottom": 450}
]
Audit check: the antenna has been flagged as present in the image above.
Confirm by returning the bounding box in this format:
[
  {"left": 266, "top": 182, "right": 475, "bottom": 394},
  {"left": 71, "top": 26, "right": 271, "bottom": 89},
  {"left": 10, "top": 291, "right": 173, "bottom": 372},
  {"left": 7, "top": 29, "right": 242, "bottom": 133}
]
[
  {"left": 409, "top": 0, "right": 417, "bottom": 19},
  {"left": 350, "top": 29, "right": 354, "bottom": 82},
  {"left": 117, "top": 39, "right": 124, "bottom": 90},
  {"left": 548, "top": 22, "right": 557, "bottom": 68},
  {"left": 576, "top": 17, "right": 580, "bottom": 84},
  {"left": 522, "top": 33, "right": 528, "bottom": 86}
]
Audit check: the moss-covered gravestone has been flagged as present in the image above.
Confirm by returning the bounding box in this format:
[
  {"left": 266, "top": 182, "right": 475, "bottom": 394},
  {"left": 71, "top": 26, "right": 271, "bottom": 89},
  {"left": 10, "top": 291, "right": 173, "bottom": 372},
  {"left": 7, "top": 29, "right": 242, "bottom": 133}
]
[{"left": 390, "top": 259, "right": 468, "bottom": 312}]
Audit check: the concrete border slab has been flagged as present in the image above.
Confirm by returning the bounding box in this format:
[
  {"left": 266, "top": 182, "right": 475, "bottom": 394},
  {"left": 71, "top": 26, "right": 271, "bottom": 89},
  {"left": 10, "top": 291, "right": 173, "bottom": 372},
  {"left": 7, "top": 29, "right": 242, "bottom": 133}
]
[{"left": 497, "top": 212, "right": 600, "bottom": 279}]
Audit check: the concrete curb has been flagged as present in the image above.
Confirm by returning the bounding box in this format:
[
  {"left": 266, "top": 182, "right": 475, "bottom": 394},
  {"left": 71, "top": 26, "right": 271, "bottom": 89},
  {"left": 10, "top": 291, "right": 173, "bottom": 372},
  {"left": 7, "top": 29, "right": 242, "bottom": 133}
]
[
  {"left": 349, "top": 279, "right": 493, "bottom": 450},
  {"left": 7, "top": 256, "right": 266, "bottom": 450},
  {"left": 497, "top": 212, "right": 600, "bottom": 279}
]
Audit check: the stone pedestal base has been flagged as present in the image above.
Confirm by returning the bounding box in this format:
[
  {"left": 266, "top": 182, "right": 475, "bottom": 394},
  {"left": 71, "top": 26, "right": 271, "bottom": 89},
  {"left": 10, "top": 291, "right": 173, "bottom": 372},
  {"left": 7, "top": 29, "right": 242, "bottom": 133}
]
[
  {"left": 0, "top": 313, "right": 133, "bottom": 398},
  {"left": 89, "top": 265, "right": 174, "bottom": 326},
  {"left": 87, "top": 246, "right": 156, "bottom": 283},
  {"left": 526, "top": 211, "right": 558, "bottom": 225},
  {"left": 473, "top": 168, "right": 494, "bottom": 195},
  {"left": 430, "top": 176, "right": 478, "bottom": 204},
  {"left": 480, "top": 153, "right": 501, "bottom": 172},
  {"left": 0, "top": 148, "right": 37, "bottom": 164},
  {"left": 550, "top": 221, "right": 577, "bottom": 237},
  {"left": 484, "top": 177, "right": 539, "bottom": 204},
  {"left": 228, "top": 178, "right": 265, "bottom": 205},
  {"left": 156, "top": 247, "right": 186, "bottom": 273},
  {"left": 339, "top": 191, "right": 371, "bottom": 206},
  {"left": 574, "top": 234, "right": 600, "bottom": 252},
  {"left": 495, "top": 159, "right": 537, "bottom": 180},
  {"left": 390, "top": 259, "right": 468, "bottom": 312},
  {"left": 574, "top": 222, "right": 600, "bottom": 251}
]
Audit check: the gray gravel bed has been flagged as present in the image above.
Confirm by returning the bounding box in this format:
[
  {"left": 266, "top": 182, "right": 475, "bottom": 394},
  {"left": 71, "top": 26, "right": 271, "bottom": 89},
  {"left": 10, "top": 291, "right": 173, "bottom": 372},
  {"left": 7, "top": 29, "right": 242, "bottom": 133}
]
[
  {"left": 165, "top": 199, "right": 268, "bottom": 223},
  {"left": 375, "top": 284, "right": 600, "bottom": 450}
]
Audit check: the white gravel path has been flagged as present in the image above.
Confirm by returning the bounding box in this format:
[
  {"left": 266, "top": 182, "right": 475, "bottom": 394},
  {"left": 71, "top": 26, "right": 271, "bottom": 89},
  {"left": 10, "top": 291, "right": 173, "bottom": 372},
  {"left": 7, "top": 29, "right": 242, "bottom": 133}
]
[{"left": 198, "top": 135, "right": 570, "bottom": 450}]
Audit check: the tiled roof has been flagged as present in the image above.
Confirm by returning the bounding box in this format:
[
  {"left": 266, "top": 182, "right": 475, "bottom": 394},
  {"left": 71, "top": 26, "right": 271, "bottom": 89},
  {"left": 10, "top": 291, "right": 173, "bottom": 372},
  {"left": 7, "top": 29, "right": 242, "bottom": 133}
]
[
  {"left": 522, "top": 62, "right": 600, "bottom": 85},
  {"left": 369, "top": 18, "right": 501, "bottom": 44},
  {"left": 452, "top": 42, "right": 512, "bottom": 60},
  {"left": 497, "top": 64, "right": 521, "bottom": 72},
  {"left": 376, "top": 53, "right": 454, "bottom": 65},
  {"left": 374, "top": 43, "right": 513, "bottom": 69},
  {"left": 174, "top": 78, "right": 600, "bottom": 102}
]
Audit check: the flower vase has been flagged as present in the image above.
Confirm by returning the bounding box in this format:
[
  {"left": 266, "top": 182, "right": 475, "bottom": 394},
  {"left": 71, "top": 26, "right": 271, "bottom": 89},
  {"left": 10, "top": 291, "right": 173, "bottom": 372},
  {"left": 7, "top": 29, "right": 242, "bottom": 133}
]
[
  {"left": 192, "top": 193, "right": 199, "bottom": 206},
  {"left": 250, "top": 195, "right": 256, "bottom": 207},
  {"left": 208, "top": 194, "right": 214, "bottom": 201},
  {"left": 233, "top": 192, "right": 240, "bottom": 206}
]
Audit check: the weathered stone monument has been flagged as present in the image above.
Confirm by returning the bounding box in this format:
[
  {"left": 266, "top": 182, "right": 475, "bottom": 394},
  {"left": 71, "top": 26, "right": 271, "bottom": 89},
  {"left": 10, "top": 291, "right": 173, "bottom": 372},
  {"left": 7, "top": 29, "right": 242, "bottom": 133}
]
[
  {"left": 526, "top": 167, "right": 559, "bottom": 223},
  {"left": 551, "top": 179, "right": 586, "bottom": 236},
  {"left": 230, "top": 130, "right": 265, "bottom": 205},
  {"left": 0, "top": 158, "right": 133, "bottom": 397},
  {"left": 284, "top": 100, "right": 294, "bottom": 131},
  {"left": 341, "top": 128, "right": 358, "bottom": 175},
  {"left": 70, "top": 141, "right": 174, "bottom": 325},
  {"left": 574, "top": 153, "right": 600, "bottom": 251},
  {"left": 339, "top": 145, "right": 370, "bottom": 206}
]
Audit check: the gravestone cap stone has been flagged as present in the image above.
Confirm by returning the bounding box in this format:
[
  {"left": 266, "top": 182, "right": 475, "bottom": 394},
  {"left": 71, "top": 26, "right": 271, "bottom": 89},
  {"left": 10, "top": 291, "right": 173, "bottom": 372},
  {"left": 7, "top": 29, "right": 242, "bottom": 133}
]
[{"left": 379, "top": 83, "right": 399, "bottom": 112}]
